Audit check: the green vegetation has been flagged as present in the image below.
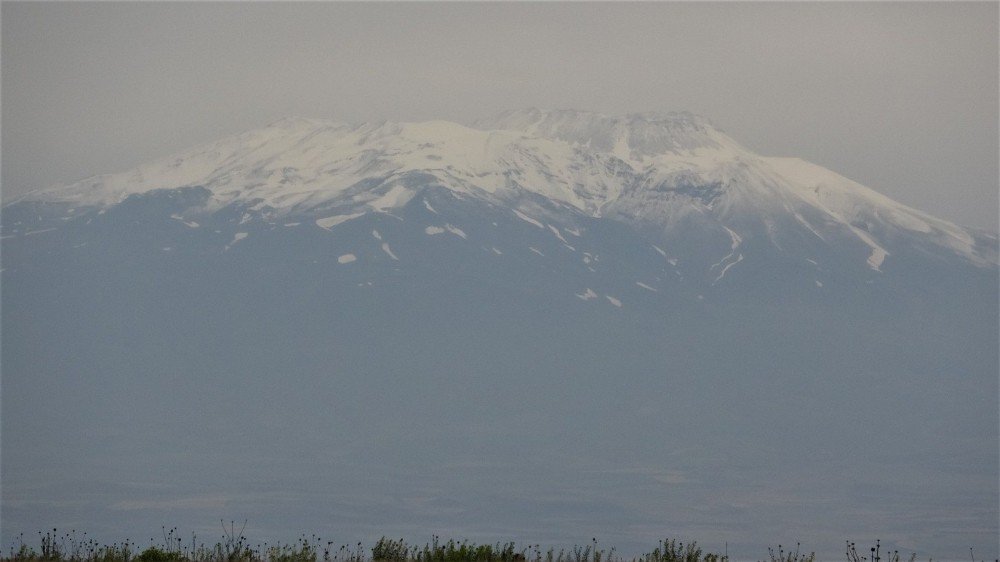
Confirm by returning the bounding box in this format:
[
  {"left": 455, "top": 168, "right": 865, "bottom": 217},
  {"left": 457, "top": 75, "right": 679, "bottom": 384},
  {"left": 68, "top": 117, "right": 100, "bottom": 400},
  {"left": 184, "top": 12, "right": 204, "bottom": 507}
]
[
  {"left": 3, "top": 531, "right": 719, "bottom": 562},
  {"left": 6, "top": 527, "right": 980, "bottom": 562}
]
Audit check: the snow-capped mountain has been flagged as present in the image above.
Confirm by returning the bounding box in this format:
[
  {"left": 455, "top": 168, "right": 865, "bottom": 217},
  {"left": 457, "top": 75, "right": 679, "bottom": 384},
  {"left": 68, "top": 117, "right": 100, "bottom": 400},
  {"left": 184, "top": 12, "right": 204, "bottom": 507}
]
[
  {"left": 12, "top": 109, "right": 994, "bottom": 283},
  {"left": 3, "top": 110, "right": 997, "bottom": 555}
]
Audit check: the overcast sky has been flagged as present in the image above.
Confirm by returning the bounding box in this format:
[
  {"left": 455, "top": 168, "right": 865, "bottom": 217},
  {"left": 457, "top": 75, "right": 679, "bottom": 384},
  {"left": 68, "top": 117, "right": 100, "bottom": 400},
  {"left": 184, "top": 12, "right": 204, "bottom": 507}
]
[{"left": 2, "top": 2, "right": 997, "bottom": 229}]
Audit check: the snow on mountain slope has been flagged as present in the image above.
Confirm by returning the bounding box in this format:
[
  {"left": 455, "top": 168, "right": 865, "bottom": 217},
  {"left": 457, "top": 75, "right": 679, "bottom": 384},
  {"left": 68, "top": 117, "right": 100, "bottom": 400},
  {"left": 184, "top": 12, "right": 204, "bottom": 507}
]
[
  {"left": 20, "top": 116, "right": 629, "bottom": 216},
  {"left": 762, "top": 156, "right": 988, "bottom": 265},
  {"left": 476, "top": 109, "right": 994, "bottom": 268},
  {"left": 12, "top": 109, "right": 996, "bottom": 271}
]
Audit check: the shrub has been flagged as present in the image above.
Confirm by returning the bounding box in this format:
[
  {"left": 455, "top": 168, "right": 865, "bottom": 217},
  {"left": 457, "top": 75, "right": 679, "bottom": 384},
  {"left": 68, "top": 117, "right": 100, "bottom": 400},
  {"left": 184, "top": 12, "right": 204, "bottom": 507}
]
[{"left": 136, "top": 548, "right": 184, "bottom": 562}]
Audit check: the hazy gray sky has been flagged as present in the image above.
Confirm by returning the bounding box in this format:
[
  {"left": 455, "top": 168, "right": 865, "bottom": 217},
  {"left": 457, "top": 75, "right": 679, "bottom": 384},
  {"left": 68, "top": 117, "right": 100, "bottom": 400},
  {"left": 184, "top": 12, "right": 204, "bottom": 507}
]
[{"left": 2, "top": 2, "right": 997, "bottom": 229}]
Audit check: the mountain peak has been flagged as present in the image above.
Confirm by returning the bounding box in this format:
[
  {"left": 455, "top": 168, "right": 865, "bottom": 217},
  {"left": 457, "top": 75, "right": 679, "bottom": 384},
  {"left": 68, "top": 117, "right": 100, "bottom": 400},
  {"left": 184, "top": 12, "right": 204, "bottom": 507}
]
[
  {"left": 10, "top": 109, "right": 994, "bottom": 269},
  {"left": 477, "top": 107, "right": 715, "bottom": 128},
  {"left": 473, "top": 107, "right": 738, "bottom": 160}
]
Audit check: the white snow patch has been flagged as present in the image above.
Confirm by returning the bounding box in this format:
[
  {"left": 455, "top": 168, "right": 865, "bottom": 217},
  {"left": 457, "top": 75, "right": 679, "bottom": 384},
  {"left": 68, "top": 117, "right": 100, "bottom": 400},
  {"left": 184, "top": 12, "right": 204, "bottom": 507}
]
[
  {"left": 224, "top": 232, "right": 249, "bottom": 251},
  {"left": 606, "top": 295, "right": 622, "bottom": 307},
  {"left": 284, "top": 222, "right": 300, "bottom": 227},
  {"left": 712, "top": 253, "right": 744, "bottom": 284},
  {"left": 529, "top": 247, "right": 545, "bottom": 256},
  {"left": 848, "top": 225, "right": 888, "bottom": 271},
  {"left": 867, "top": 246, "right": 887, "bottom": 271},
  {"left": 576, "top": 288, "right": 598, "bottom": 301},
  {"left": 564, "top": 227, "right": 582, "bottom": 237},
  {"left": 794, "top": 213, "right": 824, "bottom": 240},
  {"left": 423, "top": 199, "right": 438, "bottom": 214},
  {"left": 368, "top": 185, "right": 414, "bottom": 211},
  {"left": 338, "top": 253, "right": 357, "bottom": 264},
  {"left": 22, "top": 228, "right": 58, "bottom": 237},
  {"left": 445, "top": 224, "right": 467, "bottom": 239},
  {"left": 381, "top": 242, "right": 399, "bottom": 260},
  {"left": 815, "top": 280, "right": 823, "bottom": 287},
  {"left": 372, "top": 229, "right": 382, "bottom": 240},
  {"left": 636, "top": 282, "right": 658, "bottom": 292},
  {"left": 723, "top": 226, "right": 742, "bottom": 251},
  {"left": 548, "top": 224, "right": 570, "bottom": 244},
  {"left": 710, "top": 226, "right": 743, "bottom": 274},
  {"left": 491, "top": 247, "right": 503, "bottom": 255},
  {"left": 425, "top": 224, "right": 467, "bottom": 238},
  {"left": 653, "top": 244, "right": 679, "bottom": 266},
  {"left": 316, "top": 212, "right": 364, "bottom": 229},
  {"left": 806, "top": 258, "right": 818, "bottom": 265},
  {"left": 170, "top": 214, "right": 200, "bottom": 228},
  {"left": 513, "top": 209, "right": 545, "bottom": 229}
]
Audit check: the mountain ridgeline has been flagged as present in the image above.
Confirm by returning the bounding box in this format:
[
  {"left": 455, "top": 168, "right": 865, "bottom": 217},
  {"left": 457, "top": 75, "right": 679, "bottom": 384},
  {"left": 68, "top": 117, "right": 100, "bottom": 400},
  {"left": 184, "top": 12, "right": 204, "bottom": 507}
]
[{"left": 2, "top": 110, "right": 997, "bottom": 557}]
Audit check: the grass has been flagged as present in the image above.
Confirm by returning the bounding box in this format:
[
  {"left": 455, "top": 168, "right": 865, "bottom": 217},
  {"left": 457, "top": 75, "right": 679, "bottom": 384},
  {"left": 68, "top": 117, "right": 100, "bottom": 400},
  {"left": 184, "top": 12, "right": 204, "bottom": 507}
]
[
  {"left": 4, "top": 528, "right": 985, "bottom": 562},
  {"left": 3, "top": 529, "right": 732, "bottom": 562}
]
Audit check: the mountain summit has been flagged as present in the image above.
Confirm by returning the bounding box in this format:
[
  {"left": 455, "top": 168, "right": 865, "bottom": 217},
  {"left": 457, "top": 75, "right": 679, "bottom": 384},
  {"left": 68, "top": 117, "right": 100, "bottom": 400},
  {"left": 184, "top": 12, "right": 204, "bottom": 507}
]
[
  {"left": 473, "top": 108, "right": 732, "bottom": 158},
  {"left": 12, "top": 109, "right": 996, "bottom": 279}
]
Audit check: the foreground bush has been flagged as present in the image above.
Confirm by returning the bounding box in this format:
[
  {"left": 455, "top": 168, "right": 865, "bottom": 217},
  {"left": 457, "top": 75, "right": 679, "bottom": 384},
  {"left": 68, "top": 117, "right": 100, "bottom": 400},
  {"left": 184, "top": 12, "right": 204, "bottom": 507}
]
[
  {"left": 5, "top": 531, "right": 722, "bottom": 562},
  {"left": 6, "top": 528, "right": 986, "bottom": 562}
]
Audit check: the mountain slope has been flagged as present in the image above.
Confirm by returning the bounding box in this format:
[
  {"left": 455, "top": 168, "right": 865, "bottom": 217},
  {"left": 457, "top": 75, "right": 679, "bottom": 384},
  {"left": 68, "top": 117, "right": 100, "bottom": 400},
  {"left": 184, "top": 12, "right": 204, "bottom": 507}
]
[
  {"left": 2, "top": 110, "right": 997, "bottom": 557},
  {"left": 11, "top": 110, "right": 995, "bottom": 276}
]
